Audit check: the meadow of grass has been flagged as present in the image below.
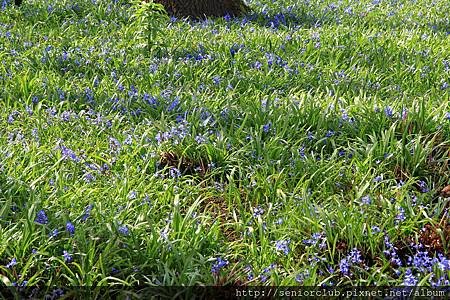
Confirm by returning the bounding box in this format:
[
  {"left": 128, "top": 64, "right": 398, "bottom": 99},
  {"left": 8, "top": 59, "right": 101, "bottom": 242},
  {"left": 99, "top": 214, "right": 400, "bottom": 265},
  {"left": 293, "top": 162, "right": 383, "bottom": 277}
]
[{"left": 0, "top": 0, "right": 449, "bottom": 293}]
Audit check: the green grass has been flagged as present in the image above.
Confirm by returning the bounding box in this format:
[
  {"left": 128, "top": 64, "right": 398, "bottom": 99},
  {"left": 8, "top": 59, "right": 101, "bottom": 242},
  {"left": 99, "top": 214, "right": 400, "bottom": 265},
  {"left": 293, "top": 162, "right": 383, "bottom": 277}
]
[{"left": 0, "top": 0, "right": 449, "bottom": 291}]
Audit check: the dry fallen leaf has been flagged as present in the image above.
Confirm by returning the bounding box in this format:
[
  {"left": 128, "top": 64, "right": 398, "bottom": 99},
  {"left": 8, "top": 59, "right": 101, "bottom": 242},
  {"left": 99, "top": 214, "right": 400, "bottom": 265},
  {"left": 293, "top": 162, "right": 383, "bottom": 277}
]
[{"left": 442, "top": 185, "right": 450, "bottom": 196}]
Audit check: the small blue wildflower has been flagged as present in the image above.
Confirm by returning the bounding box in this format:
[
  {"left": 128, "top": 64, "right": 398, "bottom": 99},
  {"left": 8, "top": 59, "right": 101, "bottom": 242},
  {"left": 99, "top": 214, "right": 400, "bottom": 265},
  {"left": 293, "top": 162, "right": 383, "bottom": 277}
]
[
  {"left": 417, "top": 180, "right": 429, "bottom": 193},
  {"left": 66, "top": 221, "right": 75, "bottom": 235},
  {"left": 109, "top": 137, "right": 121, "bottom": 151},
  {"left": 252, "top": 206, "right": 264, "bottom": 218},
  {"left": 118, "top": 225, "right": 129, "bottom": 236},
  {"left": 63, "top": 250, "right": 73, "bottom": 263},
  {"left": 339, "top": 258, "right": 350, "bottom": 276},
  {"left": 49, "top": 229, "right": 59, "bottom": 238},
  {"left": 295, "top": 270, "right": 310, "bottom": 284},
  {"left": 263, "top": 122, "right": 272, "bottom": 133},
  {"left": 384, "top": 106, "right": 394, "bottom": 118},
  {"left": 128, "top": 190, "right": 137, "bottom": 200},
  {"left": 81, "top": 204, "right": 93, "bottom": 221},
  {"left": 167, "top": 98, "right": 179, "bottom": 112},
  {"left": 395, "top": 207, "right": 406, "bottom": 224},
  {"left": 212, "top": 75, "right": 221, "bottom": 85},
  {"left": 371, "top": 226, "right": 381, "bottom": 234},
  {"left": 83, "top": 173, "right": 95, "bottom": 183},
  {"left": 325, "top": 130, "right": 334, "bottom": 137},
  {"left": 35, "top": 210, "right": 48, "bottom": 225},
  {"left": 275, "top": 239, "right": 290, "bottom": 255},
  {"left": 6, "top": 258, "right": 17, "bottom": 268},
  {"left": 195, "top": 135, "right": 207, "bottom": 144},
  {"left": 361, "top": 195, "right": 371, "bottom": 205},
  {"left": 124, "top": 134, "right": 132, "bottom": 145},
  {"left": 303, "top": 232, "right": 323, "bottom": 246},
  {"left": 403, "top": 269, "right": 418, "bottom": 286},
  {"left": 348, "top": 248, "right": 362, "bottom": 264},
  {"left": 60, "top": 145, "right": 80, "bottom": 163},
  {"left": 211, "top": 257, "right": 229, "bottom": 275},
  {"left": 169, "top": 167, "right": 181, "bottom": 178}
]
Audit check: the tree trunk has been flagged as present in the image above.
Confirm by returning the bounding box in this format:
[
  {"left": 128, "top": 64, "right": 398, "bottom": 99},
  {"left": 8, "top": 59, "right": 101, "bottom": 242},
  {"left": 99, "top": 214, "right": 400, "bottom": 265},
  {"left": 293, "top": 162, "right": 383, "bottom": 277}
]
[{"left": 153, "top": 0, "right": 250, "bottom": 18}]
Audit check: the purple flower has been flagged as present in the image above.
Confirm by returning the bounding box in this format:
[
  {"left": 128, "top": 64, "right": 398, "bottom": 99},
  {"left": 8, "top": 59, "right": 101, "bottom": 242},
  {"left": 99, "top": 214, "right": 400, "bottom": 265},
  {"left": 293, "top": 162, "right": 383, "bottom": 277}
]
[
  {"left": 35, "top": 210, "right": 48, "bottom": 225},
  {"left": 81, "top": 204, "right": 93, "bottom": 221},
  {"left": 403, "top": 269, "right": 418, "bottom": 286},
  {"left": 109, "top": 137, "right": 121, "bottom": 151},
  {"left": 169, "top": 167, "right": 181, "bottom": 178},
  {"left": 348, "top": 248, "right": 362, "bottom": 264},
  {"left": 211, "top": 257, "right": 229, "bottom": 275},
  {"left": 118, "top": 225, "right": 129, "bottom": 236},
  {"left": 128, "top": 191, "right": 137, "bottom": 200},
  {"left": 295, "top": 270, "right": 310, "bottom": 284},
  {"left": 6, "top": 258, "right": 17, "bottom": 268},
  {"left": 60, "top": 145, "right": 80, "bottom": 163},
  {"left": 66, "top": 221, "right": 75, "bottom": 235},
  {"left": 384, "top": 106, "right": 394, "bottom": 118},
  {"left": 63, "top": 250, "right": 73, "bottom": 263},
  {"left": 339, "top": 258, "right": 350, "bottom": 276},
  {"left": 361, "top": 195, "right": 371, "bottom": 205},
  {"left": 263, "top": 122, "right": 272, "bottom": 133},
  {"left": 275, "top": 239, "right": 290, "bottom": 255},
  {"left": 83, "top": 172, "right": 95, "bottom": 183},
  {"left": 252, "top": 206, "right": 264, "bottom": 218},
  {"left": 371, "top": 226, "right": 381, "bottom": 234},
  {"left": 167, "top": 98, "right": 179, "bottom": 112},
  {"left": 395, "top": 207, "right": 406, "bottom": 224},
  {"left": 303, "top": 232, "right": 323, "bottom": 246},
  {"left": 49, "top": 229, "right": 59, "bottom": 238},
  {"left": 417, "top": 180, "right": 429, "bottom": 193},
  {"left": 325, "top": 130, "right": 335, "bottom": 137}
]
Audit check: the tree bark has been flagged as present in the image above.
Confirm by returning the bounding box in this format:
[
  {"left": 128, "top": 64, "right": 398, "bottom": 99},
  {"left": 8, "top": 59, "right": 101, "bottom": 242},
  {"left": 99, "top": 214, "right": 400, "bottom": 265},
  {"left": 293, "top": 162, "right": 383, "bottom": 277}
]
[{"left": 153, "top": 0, "right": 250, "bottom": 18}]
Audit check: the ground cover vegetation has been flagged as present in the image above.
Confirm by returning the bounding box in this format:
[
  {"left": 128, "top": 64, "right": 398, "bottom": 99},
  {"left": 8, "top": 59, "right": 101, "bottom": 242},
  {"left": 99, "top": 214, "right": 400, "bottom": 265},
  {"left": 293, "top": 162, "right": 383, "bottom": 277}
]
[{"left": 0, "top": 0, "right": 449, "bottom": 292}]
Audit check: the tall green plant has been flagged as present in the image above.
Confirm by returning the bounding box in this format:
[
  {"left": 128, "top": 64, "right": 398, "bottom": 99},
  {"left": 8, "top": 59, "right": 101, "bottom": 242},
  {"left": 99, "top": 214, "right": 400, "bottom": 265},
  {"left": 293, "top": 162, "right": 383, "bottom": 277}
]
[{"left": 130, "top": 0, "right": 169, "bottom": 54}]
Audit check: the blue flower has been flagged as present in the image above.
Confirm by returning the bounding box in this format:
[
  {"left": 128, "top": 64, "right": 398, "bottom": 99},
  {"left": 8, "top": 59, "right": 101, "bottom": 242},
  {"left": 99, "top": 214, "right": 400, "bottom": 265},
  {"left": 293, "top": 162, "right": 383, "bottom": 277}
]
[
  {"left": 403, "top": 269, "right": 418, "bottom": 286},
  {"left": 252, "top": 206, "right": 264, "bottom": 218},
  {"left": 395, "top": 207, "right": 406, "bottom": 224},
  {"left": 361, "top": 195, "right": 371, "bottom": 205},
  {"left": 417, "top": 180, "right": 429, "bottom": 193},
  {"left": 118, "top": 225, "right": 129, "bottom": 236},
  {"left": 35, "top": 210, "right": 49, "bottom": 225},
  {"left": 128, "top": 190, "right": 137, "bottom": 200},
  {"left": 66, "top": 221, "right": 75, "bottom": 235},
  {"left": 60, "top": 145, "right": 80, "bottom": 163},
  {"left": 63, "top": 250, "right": 73, "bottom": 263},
  {"left": 6, "top": 258, "right": 17, "bottom": 268},
  {"left": 384, "top": 106, "right": 394, "bottom": 118},
  {"left": 371, "top": 226, "right": 381, "bottom": 234},
  {"left": 169, "top": 167, "right": 181, "bottom": 178},
  {"left": 211, "top": 257, "right": 229, "bottom": 275},
  {"left": 167, "top": 98, "right": 180, "bottom": 112},
  {"left": 49, "top": 229, "right": 59, "bottom": 238},
  {"left": 339, "top": 258, "right": 350, "bottom": 276},
  {"left": 263, "top": 122, "right": 272, "bottom": 133},
  {"left": 275, "top": 239, "right": 290, "bottom": 255},
  {"left": 81, "top": 204, "right": 93, "bottom": 221}
]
